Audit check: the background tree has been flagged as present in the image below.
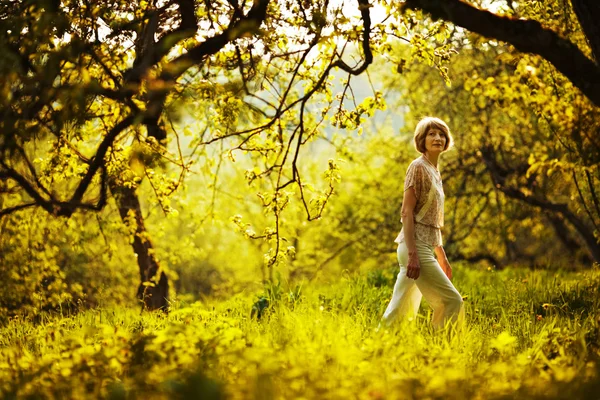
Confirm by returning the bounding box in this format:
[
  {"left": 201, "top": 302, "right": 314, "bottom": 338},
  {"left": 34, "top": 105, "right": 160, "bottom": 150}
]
[{"left": 0, "top": 0, "right": 390, "bottom": 311}]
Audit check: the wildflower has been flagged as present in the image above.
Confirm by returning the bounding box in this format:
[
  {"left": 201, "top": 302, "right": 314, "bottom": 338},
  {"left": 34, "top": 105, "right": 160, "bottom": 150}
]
[
  {"left": 536, "top": 315, "right": 543, "bottom": 321},
  {"left": 542, "top": 303, "right": 550, "bottom": 310}
]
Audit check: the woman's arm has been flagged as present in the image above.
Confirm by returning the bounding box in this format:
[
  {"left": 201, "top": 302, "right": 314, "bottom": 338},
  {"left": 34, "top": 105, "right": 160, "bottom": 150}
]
[
  {"left": 434, "top": 246, "right": 452, "bottom": 280},
  {"left": 401, "top": 187, "right": 420, "bottom": 279}
]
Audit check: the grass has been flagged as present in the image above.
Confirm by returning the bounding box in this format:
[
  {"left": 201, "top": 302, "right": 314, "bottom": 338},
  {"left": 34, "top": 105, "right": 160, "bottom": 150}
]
[{"left": 1, "top": 265, "right": 599, "bottom": 399}]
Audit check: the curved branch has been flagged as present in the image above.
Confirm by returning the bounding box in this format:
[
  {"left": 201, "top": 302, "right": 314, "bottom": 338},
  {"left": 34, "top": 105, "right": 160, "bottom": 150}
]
[
  {"left": 0, "top": 203, "right": 39, "bottom": 218},
  {"left": 171, "top": 0, "right": 270, "bottom": 74},
  {"left": 309, "top": 232, "right": 370, "bottom": 282},
  {"left": 545, "top": 212, "right": 591, "bottom": 264},
  {"left": 404, "top": 0, "right": 600, "bottom": 107},
  {"left": 175, "top": 0, "right": 198, "bottom": 32},
  {"left": 69, "top": 115, "right": 135, "bottom": 210},
  {"left": 0, "top": 162, "right": 53, "bottom": 213},
  {"left": 333, "top": 0, "right": 373, "bottom": 75}
]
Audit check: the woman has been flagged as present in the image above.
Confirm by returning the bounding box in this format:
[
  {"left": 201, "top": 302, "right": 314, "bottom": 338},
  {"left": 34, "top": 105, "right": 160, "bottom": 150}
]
[{"left": 380, "top": 117, "right": 464, "bottom": 330}]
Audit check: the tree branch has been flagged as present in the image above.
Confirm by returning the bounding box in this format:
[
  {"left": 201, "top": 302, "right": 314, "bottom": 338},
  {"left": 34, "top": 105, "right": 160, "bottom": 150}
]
[
  {"left": 68, "top": 115, "right": 135, "bottom": 210},
  {"left": 570, "top": 0, "right": 600, "bottom": 62},
  {"left": 0, "top": 203, "right": 38, "bottom": 218},
  {"left": 169, "top": 0, "right": 270, "bottom": 77},
  {"left": 333, "top": 0, "right": 373, "bottom": 75},
  {"left": 404, "top": 0, "right": 600, "bottom": 107},
  {"left": 0, "top": 161, "right": 54, "bottom": 214}
]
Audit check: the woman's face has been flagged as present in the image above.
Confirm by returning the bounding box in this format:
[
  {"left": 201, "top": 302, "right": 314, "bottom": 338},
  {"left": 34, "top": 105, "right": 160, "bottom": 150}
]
[{"left": 424, "top": 128, "right": 447, "bottom": 154}]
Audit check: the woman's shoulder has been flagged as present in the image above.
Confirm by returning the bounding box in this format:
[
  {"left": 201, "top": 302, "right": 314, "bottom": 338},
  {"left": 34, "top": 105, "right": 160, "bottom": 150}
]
[
  {"left": 407, "top": 156, "right": 426, "bottom": 170},
  {"left": 406, "top": 157, "right": 438, "bottom": 184}
]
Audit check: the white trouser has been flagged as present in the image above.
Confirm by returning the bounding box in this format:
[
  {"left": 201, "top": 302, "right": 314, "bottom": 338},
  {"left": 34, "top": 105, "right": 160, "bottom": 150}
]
[{"left": 381, "top": 240, "right": 464, "bottom": 329}]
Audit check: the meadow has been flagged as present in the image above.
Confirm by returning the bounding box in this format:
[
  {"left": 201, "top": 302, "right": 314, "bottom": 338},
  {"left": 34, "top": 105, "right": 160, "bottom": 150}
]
[{"left": 2, "top": 265, "right": 599, "bottom": 400}]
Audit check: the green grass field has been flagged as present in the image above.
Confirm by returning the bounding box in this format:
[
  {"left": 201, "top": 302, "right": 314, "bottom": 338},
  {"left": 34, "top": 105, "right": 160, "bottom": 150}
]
[{"left": 2, "top": 266, "right": 599, "bottom": 399}]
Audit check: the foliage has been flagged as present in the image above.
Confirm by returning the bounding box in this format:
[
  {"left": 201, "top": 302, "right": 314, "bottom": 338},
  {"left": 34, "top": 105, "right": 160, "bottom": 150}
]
[
  {"left": 0, "top": 208, "right": 137, "bottom": 323},
  {"left": 1, "top": 267, "right": 600, "bottom": 399}
]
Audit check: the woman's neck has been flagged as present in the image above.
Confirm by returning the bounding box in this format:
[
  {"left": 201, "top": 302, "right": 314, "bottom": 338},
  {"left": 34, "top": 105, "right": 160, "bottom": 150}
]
[{"left": 423, "top": 152, "right": 440, "bottom": 169}]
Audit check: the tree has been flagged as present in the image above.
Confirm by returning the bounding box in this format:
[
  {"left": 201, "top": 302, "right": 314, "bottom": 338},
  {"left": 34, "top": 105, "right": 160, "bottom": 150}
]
[
  {"left": 0, "top": 0, "right": 390, "bottom": 310},
  {"left": 404, "top": 0, "right": 600, "bottom": 107}
]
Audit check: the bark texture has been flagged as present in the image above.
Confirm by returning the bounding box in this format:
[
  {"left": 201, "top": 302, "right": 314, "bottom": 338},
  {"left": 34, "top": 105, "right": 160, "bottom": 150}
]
[{"left": 110, "top": 182, "right": 169, "bottom": 312}]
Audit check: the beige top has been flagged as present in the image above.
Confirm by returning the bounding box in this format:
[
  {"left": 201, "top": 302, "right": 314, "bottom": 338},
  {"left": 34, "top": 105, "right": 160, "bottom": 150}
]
[{"left": 394, "top": 156, "right": 445, "bottom": 247}]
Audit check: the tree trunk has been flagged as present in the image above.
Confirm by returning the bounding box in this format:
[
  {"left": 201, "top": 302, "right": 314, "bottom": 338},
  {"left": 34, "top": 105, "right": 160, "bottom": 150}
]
[
  {"left": 546, "top": 213, "right": 593, "bottom": 265},
  {"left": 110, "top": 182, "right": 169, "bottom": 312}
]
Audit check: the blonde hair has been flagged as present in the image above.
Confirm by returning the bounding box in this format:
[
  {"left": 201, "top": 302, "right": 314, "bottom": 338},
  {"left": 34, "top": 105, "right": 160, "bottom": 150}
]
[{"left": 413, "top": 117, "right": 453, "bottom": 153}]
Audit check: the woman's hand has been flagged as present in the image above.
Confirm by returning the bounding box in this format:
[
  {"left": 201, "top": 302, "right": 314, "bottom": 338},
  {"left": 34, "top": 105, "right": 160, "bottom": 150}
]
[
  {"left": 406, "top": 251, "right": 421, "bottom": 279},
  {"left": 439, "top": 258, "right": 452, "bottom": 280}
]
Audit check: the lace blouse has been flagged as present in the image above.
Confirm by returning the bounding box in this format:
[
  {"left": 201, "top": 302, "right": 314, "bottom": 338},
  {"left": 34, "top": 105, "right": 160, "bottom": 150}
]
[{"left": 394, "top": 156, "right": 445, "bottom": 247}]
